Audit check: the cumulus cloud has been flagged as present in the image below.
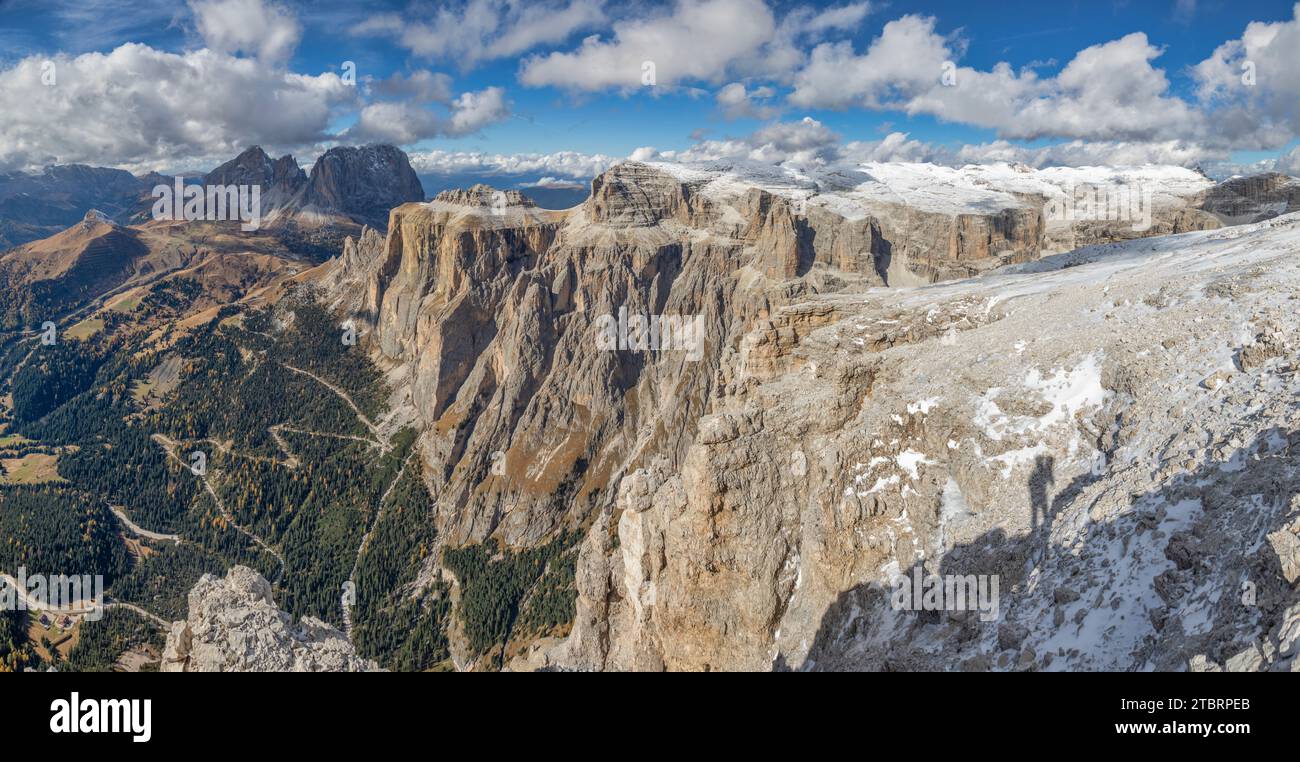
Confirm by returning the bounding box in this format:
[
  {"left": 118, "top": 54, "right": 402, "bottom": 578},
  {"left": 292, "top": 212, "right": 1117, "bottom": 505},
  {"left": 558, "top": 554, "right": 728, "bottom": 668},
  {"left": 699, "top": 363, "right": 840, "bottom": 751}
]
[
  {"left": 954, "top": 139, "right": 1229, "bottom": 168},
  {"left": 790, "top": 14, "right": 955, "bottom": 109},
  {"left": 716, "top": 82, "right": 779, "bottom": 120},
  {"left": 632, "top": 116, "right": 840, "bottom": 165},
  {"left": 0, "top": 44, "right": 353, "bottom": 172},
  {"left": 790, "top": 16, "right": 1209, "bottom": 147},
  {"left": 521, "top": 0, "right": 778, "bottom": 89},
  {"left": 1192, "top": 2, "right": 1300, "bottom": 145},
  {"left": 841, "top": 131, "right": 951, "bottom": 164},
  {"left": 798, "top": 2, "right": 873, "bottom": 35},
  {"left": 627, "top": 113, "right": 1248, "bottom": 175},
  {"left": 518, "top": 0, "right": 873, "bottom": 90},
  {"left": 407, "top": 149, "right": 619, "bottom": 179},
  {"left": 348, "top": 87, "right": 511, "bottom": 144},
  {"left": 355, "top": 0, "right": 606, "bottom": 69},
  {"left": 0, "top": 40, "right": 507, "bottom": 172},
  {"left": 1277, "top": 145, "right": 1300, "bottom": 175},
  {"left": 525, "top": 176, "right": 588, "bottom": 188},
  {"left": 780, "top": 5, "right": 1299, "bottom": 157},
  {"left": 188, "top": 0, "right": 300, "bottom": 63},
  {"left": 448, "top": 87, "right": 511, "bottom": 134}
]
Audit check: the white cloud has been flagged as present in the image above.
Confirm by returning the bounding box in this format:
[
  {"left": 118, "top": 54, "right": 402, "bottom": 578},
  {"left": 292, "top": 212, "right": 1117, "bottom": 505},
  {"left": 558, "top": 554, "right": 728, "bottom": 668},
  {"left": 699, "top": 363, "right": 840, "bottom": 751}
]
[
  {"left": 954, "top": 139, "right": 1229, "bottom": 168},
  {"left": 448, "top": 87, "right": 511, "bottom": 134},
  {"left": 841, "top": 131, "right": 950, "bottom": 164},
  {"left": 636, "top": 116, "right": 840, "bottom": 165},
  {"left": 749, "top": 117, "right": 838, "bottom": 153},
  {"left": 999, "top": 33, "right": 1200, "bottom": 141},
  {"left": 716, "top": 82, "right": 779, "bottom": 120},
  {"left": 1192, "top": 2, "right": 1300, "bottom": 145},
  {"left": 790, "top": 14, "right": 956, "bottom": 109},
  {"left": 625, "top": 116, "right": 1249, "bottom": 175},
  {"left": 407, "top": 149, "right": 619, "bottom": 179},
  {"left": 0, "top": 44, "right": 353, "bottom": 172},
  {"left": 188, "top": 0, "right": 300, "bottom": 63},
  {"left": 525, "top": 176, "right": 587, "bottom": 188},
  {"left": 348, "top": 87, "right": 511, "bottom": 144},
  {"left": 789, "top": 16, "right": 1216, "bottom": 146},
  {"left": 1278, "top": 145, "right": 1300, "bottom": 175},
  {"left": 520, "top": 0, "right": 777, "bottom": 89},
  {"left": 355, "top": 0, "right": 606, "bottom": 69},
  {"left": 798, "top": 2, "right": 873, "bottom": 35}
]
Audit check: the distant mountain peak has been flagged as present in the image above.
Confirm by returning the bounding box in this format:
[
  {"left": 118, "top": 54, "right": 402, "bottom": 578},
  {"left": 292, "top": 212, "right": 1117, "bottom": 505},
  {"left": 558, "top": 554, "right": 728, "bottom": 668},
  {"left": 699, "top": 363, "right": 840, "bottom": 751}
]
[
  {"left": 433, "top": 184, "right": 536, "bottom": 208},
  {"left": 303, "top": 144, "right": 424, "bottom": 228}
]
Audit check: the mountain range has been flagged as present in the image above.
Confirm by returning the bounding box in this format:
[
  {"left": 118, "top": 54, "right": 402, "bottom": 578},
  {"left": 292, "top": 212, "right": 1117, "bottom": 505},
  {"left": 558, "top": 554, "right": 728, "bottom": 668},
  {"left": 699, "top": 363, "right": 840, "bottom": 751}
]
[{"left": 3, "top": 147, "right": 1300, "bottom": 672}]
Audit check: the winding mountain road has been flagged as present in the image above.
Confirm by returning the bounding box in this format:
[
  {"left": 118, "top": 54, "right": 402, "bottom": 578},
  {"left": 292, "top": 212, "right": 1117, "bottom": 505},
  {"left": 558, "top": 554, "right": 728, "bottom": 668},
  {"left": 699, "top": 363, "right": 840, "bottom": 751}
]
[{"left": 110, "top": 506, "right": 181, "bottom": 544}]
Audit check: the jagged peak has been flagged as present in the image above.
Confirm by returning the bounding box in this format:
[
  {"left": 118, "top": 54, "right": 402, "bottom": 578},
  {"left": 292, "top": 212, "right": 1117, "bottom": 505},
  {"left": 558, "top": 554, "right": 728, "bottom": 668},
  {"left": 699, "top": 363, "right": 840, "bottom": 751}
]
[
  {"left": 234, "top": 145, "right": 271, "bottom": 162},
  {"left": 81, "top": 208, "right": 113, "bottom": 225}
]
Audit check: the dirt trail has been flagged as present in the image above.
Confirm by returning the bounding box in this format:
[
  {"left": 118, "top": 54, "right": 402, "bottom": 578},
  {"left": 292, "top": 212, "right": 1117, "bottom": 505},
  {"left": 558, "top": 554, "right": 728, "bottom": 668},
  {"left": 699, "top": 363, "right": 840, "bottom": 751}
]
[
  {"left": 151, "top": 433, "right": 286, "bottom": 584},
  {"left": 110, "top": 505, "right": 181, "bottom": 544},
  {"left": 106, "top": 601, "right": 170, "bottom": 629},
  {"left": 282, "top": 364, "right": 388, "bottom": 450},
  {"left": 342, "top": 448, "right": 416, "bottom": 639}
]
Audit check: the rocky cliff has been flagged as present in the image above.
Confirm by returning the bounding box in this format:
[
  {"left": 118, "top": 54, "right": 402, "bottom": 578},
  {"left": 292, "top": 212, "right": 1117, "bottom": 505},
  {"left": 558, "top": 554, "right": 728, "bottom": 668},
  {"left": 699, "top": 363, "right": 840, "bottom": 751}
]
[
  {"left": 317, "top": 160, "right": 1300, "bottom": 671},
  {"left": 162, "top": 566, "right": 381, "bottom": 672},
  {"left": 550, "top": 214, "right": 1300, "bottom": 672},
  {"left": 1202, "top": 172, "right": 1300, "bottom": 224},
  {"left": 204, "top": 145, "right": 309, "bottom": 212}
]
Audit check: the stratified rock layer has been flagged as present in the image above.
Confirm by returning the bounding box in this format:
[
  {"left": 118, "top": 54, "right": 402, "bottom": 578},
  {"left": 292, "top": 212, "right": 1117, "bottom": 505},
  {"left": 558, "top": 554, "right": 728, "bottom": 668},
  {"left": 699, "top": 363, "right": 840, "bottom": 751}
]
[{"left": 316, "top": 160, "right": 1300, "bottom": 671}]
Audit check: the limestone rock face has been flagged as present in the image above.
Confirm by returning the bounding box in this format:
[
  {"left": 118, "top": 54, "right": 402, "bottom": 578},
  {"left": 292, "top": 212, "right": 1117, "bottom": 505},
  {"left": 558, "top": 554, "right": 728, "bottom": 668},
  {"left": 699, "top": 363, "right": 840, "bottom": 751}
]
[
  {"left": 316, "top": 159, "right": 1300, "bottom": 671},
  {"left": 161, "top": 566, "right": 381, "bottom": 672},
  {"left": 1202, "top": 172, "right": 1300, "bottom": 224},
  {"left": 557, "top": 213, "right": 1300, "bottom": 672},
  {"left": 328, "top": 162, "right": 837, "bottom": 552}
]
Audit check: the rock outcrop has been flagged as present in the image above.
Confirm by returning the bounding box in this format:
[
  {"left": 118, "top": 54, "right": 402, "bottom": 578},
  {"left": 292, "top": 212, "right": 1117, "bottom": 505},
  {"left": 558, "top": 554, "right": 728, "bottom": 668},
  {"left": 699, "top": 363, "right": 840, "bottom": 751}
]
[{"left": 161, "top": 566, "right": 381, "bottom": 672}]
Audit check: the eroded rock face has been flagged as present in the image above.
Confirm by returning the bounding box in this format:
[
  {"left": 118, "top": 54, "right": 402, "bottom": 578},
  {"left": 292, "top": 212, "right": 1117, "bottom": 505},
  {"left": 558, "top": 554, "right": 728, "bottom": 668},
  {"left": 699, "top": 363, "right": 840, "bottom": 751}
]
[
  {"left": 327, "top": 162, "right": 860, "bottom": 553},
  {"left": 1202, "top": 173, "right": 1300, "bottom": 224},
  {"left": 557, "top": 214, "right": 1300, "bottom": 672},
  {"left": 161, "top": 566, "right": 381, "bottom": 672},
  {"left": 318, "top": 160, "right": 1300, "bottom": 671},
  {"left": 193, "top": 144, "right": 424, "bottom": 234}
]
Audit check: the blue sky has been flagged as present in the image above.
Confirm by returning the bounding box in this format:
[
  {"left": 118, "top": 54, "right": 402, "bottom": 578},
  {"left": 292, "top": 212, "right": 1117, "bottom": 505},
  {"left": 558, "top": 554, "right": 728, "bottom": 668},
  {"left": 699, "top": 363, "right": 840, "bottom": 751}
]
[{"left": 0, "top": 0, "right": 1297, "bottom": 184}]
